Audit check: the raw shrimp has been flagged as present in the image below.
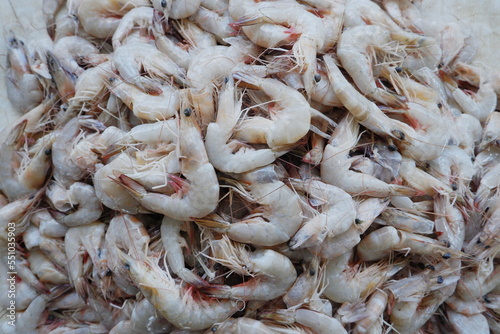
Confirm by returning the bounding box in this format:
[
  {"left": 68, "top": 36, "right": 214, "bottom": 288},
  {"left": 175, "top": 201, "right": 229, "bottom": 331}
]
[
  {"left": 288, "top": 178, "right": 356, "bottom": 249},
  {"left": 195, "top": 165, "right": 303, "bottom": 246},
  {"left": 119, "top": 252, "right": 240, "bottom": 330},
  {"left": 320, "top": 113, "right": 416, "bottom": 197},
  {"left": 353, "top": 290, "right": 388, "bottom": 334},
  {"left": 337, "top": 25, "right": 406, "bottom": 107},
  {"left": 447, "top": 310, "right": 490, "bottom": 334},
  {"left": 46, "top": 182, "right": 103, "bottom": 226},
  {"left": 439, "top": 22, "right": 478, "bottom": 68},
  {"left": 77, "top": 0, "right": 151, "bottom": 39},
  {"left": 0, "top": 122, "right": 54, "bottom": 201},
  {"left": 151, "top": 0, "right": 201, "bottom": 19},
  {"left": 377, "top": 208, "right": 435, "bottom": 235},
  {"left": 324, "top": 55, "right": 413, "bottom": 142},
  {"left": 232, "top": 71, "right": 311, "bottom": 148},
  {"left": 399, "top": 157, "right": 456, "bottom": 197},
  {"left": 46, "top": 50, "right": 76, "bottom": 104},
  {"left": 237, "top": 23, "right": 297, "bottom": 49},
  {"left": 161, "top": 216, "right": 208, "bottom": 286},
  {"left": 262, "top": 308, "right": 347, "bottom": 334},
  {"left": 28, "top": 248, "right": 69, "bottom": 285},
  {"left": 16, "top": 295, "right": 47, "bottom": 334},
  {"left": 479, "top": 111, "right": 500, "bottom": 150},
  {"left": 112, "top": 7, "right": 159, "bottom": 49},
  {"left": 110, "top": 298, "right": 172, "bottom": 333},
  {"left": 5, "top": 33, "right": 44, "bottom": 112},
  {"left": 283, "top": 257, "right": 321, "bottom": 308},
  {"left": 205, "top": 76, "right": 285, "bottom": 173},
  {"left": 382, "top": 0, "right": 424, "bottom": 33},
  {"left": 323, "top": 249, "right": 404, "bottom": 303},
  {"left": 53, "top": 36, "right": 108, "bottom": 76},
  {"left": 112, "top": 42, "right": 187, "bottom": 94},
  {"left": 209, "top": 317, "right": 275, "bottom": 334},
  {"left": 202, "top": 237, "right": 297, "bottom": 301},
  {"left": 191, "top": 7, "right": 233, "bottom": 42},
  {"left": 114, "top": 105, "right": 219, "bottom": 220}
]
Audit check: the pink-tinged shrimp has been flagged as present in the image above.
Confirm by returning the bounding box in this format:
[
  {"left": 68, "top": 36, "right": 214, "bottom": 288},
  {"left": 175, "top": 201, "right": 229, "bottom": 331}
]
[
  {"left": 232, "top": 72, "right": 311, "bottom": 148},
  {"left": 324, "top": 55, "right": 413, "bottom": 143},
  {"left": 106, "top": 74, "right": 181, "bottom": 121},
  {"left": 320, "top": 114, "right": 417, "bottom": 197},
  {"left": 5, "top": 33, "right": 44, "bottom": 113},
  {"left": 77, "top": 0, "right": 151, "bottom": 39},
  {"left": 205, "top": 76, "right": 285, "bottom": 173},
  {"left": 119, "top": 252, "right": 240, "bottom": 330},
  {"left": 382, "top": 0, "right": 424, "bottom": 34},
  {"left": 114, "top": 106, "right": 219, "bottom": 220},
  {"left": 323, "top": 248, "right": 404, "bottom": 303},
  {"left": 195, "top": 165, "right": 303, "bottom": 246},
  {"left": 262, "top": 308, "right": 347, "bottom": 334},
  {"left": 289, "top": 178, "right": 356, "bottom": 249},
  {"left": 353, "top": 290, "right": 388, "bottom": 334},
  {"left": 202, "top": 237, "right": 297, "bottom": 301}
]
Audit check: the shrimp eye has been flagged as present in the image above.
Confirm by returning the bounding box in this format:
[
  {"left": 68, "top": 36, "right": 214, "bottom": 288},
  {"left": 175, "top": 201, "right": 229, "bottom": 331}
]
[
  {"left": 355, "top": 218, "right": 363, "bottom": 224},
  {"left": 477, "top": 237, "right": 483, "bottom": 244},
  {"left": 29, "top": 195, "right": 35, "bottom": 200},
  {"left": 451, "top": 183, "right": 458, "bottom": 191},
  {"left": 437, "top": 103, "right": 442, "bottom": 108},
  {"left": 44, "top": 148, "right": 52, "bottom": 156},
  {"left": 484, "top": 295, "right": 491, "bottom": 303},
  {"left": 184, "top": 108, "right": 192, "bottom": 117},
  {"left": 210, "top": 325, "right": 218, "bottom": 332},
  {"left": 309, "top": 268, "right": 316, "bottom": 276},
  {"left": 424, "top": 162, "right": 431, "bottom": 169},
  {"left": 417, "top": 262, "right": 425, "bottom": 270},
  {"left": 106, "top": 269, "right": 112, "bottom": 276},
  {"left": 314, "top": 73, "right": 321, "bottom": 83},
  {"left": 388, "top": 144, "right": 397, "bottom": 152},
  {"left": 160, "top": 0, "right": 167, "bottom": 7},
  {"left": 442, "top": 252, "right": 451, "bottom": 259},
  {"left": 395, "top": 66, "right": 402, "bottom": 73},
  {"left": 436, "top": 275, "right": 444, "bottom": 284},
  {"left": 224, "top": 77, "right": 229, "bottom": 84},
  {"left": 124, "top": 263, "right": 130, "bottom": 270},
  {"left": 109, "top": 77, "right": 116, "bottom": 83},
  {"left": 426, "top": 264, "right": 435, "bottom": 271},
  {"left": 485, "top": 245, "right": 491, "bottom": 249}
]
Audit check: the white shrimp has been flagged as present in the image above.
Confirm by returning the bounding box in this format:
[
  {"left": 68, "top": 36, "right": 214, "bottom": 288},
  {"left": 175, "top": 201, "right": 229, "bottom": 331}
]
[
  {"left": 53, "top": 36, "right": 107, "bottom": 76},
  {"left": 288, "top": 178, "right": 356, "bottom": 249},
  {"left": 119, "top": 252, "right": 240, "bottom": 330},
  {"left": 210, "top": 317, "right": 275, "bottom": 334},
  {"left": 382, "top": 0, "right": 424, "bottom": 34},
  {"left": 112, "top": 6, "right": 158, "bottom": 49},
  {"left": 202, "top": 237, "right": 297, "bottom": 301},
  {"left": 151, "top": 0, "right": 201, "bottom": 19},
  {"left": 205, "top": 76, "right": 285, "bottom": 173},
  {"left": 28, "top": 248, "right": 69, "bottom": 285},
  {"left": 114, "top": 105, "right": 219, "bottom": 220},
  {"left": 110, "top": 299, "right": 173, "bottom": 333},
  {"left": 232, "top": 72, "right": 311, "bottom": 148},
  {"left": 353, "top": 290, "right": 388, "bottom": 334},
  {"left": 262, "top": 308, "right": 347, "bottom": 334},
  {"left": 77, "top": 0, "right": 151, "bottom": 39},
  {"left": 399, "top": 157, "right": 456, "bottom": 197},
  {"left": 191, "top": 7, "right": 233, "bottom": 42},
  {"left": 283, "top": 257, "right": 321, "bottom": 308},
  {"left": 479, "top": 111, "right": 500, "bottom": 150},
  {"left": 196, "top": 165, "right": 303, "bottom": 246},
  {"left": 320, "top": 113, "right": 417, "bottom": 197},
  {"left": 447, "top": 310, "right": 490, "bottom": 334},
  {"left": 46, "top": 50, "right": 76, "bottom": 104},
  {"left": 337, "top": 25, "right": 407, "bottom": 107}
]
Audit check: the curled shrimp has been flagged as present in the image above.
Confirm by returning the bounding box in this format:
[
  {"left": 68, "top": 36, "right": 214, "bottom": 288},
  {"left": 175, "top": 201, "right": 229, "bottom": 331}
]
[
  {"left": 112, "top": 7, "right": 159, "bottom": 49},
  {"left": 191, "top": 6, "right": 233, "bottom": 42},
  {"left": 261, "top": 308, "right": 347, "bottom": 334},
  {"left": 205, "top": 76, "right": 285, "bottom": 173},
  {"left": 195, "top": 164, "right": 303, "bottom": 246},
  {"left": 113, "top": 105, "right": 219, "bottom": 220},
  {"left": 479, "top": 112, "right": 500, "bottom": 150},
  {"left": 53, "top": 36, "right": 108, "bottom": 76},
  {"left": 119, "top": 252, "right": 240, "bottom": 330}
]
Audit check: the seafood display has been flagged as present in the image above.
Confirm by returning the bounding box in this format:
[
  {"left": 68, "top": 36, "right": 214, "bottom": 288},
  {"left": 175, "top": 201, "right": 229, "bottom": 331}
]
[{"left": 1, "top": 0, "right": 499, "bottom": 333}]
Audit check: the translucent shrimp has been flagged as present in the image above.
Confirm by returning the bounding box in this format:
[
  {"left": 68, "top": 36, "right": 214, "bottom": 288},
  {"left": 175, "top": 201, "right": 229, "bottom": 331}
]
[
  {"left": 205, "top": 76, "right": 285, "bottom": 173},
  {"left": 337, "top": 25, "right": 406, "bottom": 107},
  {"left": 77, "top": 0, "right": 151, "bottom": 39},
  {"left": 283, "top": 257, "right": 321, "bottom": 308},
  {"left": 195, "top": 165, "right": 303, "bottom": 246},
  {"left": 229, "top": 0, "right": 325, "bottom": 96},
  {"left": 53, "top": 36, "right": 108, "bottom": 76},
  {"left": 353, "top": 290, "right": 388, "bottom": 334},
  {"left": 191, "top": 7, "right": 233, "bottom": 42},
  {"left": 479, "top": 111, "right": 500, "bottom": 150},
  {"left": 0, "top": 121, "right": 54, "bottom": 201},
  {"left": 119, "top": 252, "right": 240, "bottom": 330},
  {"left": 399, "top": 157, "right": 456, "bottom": 197},
  {"left": 114, "top": 106, "right": 219, "bottom": 220},
  {"left": 320, "top": 114, "right": 417, "bottom": 197},
  {"left": 46, "top": 181, "right": 103, "bottom": 226},
  {"left": 202, "top": 237, "right": 297, "bottom": 301},
  {"left": 16, "top": 295, "right": 47, "bottom": 334},
  {"left": 112, "top": 42, "right": 187, "bottom": 94},
  {"left": 324, "top": 55, "right": 413, "bottom": 142},
  {"left": 112, "top": 7, "right": 159, "bottom": 49},
  {"left": 288, "top": 178, "right": 356, "bottom": 250},
  {"left": 323, "top": 249, "right": 404, "bottom": 303},
  {"left": 382, "top": 0, "right": 424, "bottom": 33},
  {"left": 5, "top": 33, "right": 44, "bottom": 112},
  {"left": 447, "top": 310, "right": 490, "bottom": 334},
  {"left": 232, "top": 72, "right": 311, "bottom": 148},
  {"left": 27, "top": 248, "right": 69, "bottom": 285},
  {"left": 151, "top": 0, "right": 201, "bottom": 19},
  {"left": 262, "top": 308, "right": 347, "bottom": 334},
  {"left": 110, "top": 299, "right": 173, "bottom": 334},
  {"left": 210, "top": 317, "right": 275, "bottom": 334},
  {"left": 46, "top": 50, "right": 76, "bottom": 104}
]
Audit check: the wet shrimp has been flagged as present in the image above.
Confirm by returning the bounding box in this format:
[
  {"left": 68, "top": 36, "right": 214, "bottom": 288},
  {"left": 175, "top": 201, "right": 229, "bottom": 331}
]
[
  {"left": 112, "top": 6, "right": 159, "bottom": 49},
  {"left": 202, "top": 236, "right": 297, "bottom": 301},
  {"left": 262, "top": 308, "right": 347, "bottom": 334},
  {"left": 479, "top": 112, "right": 500, "bottom": 150},
  {"left": 205, "top": 76, "right": 285, "bottom": 173},
  {"left": 382, "top": 0, "right": 424, "bottom": 33},
  {"left": 119, "top": 252, "right": 240, "bottom": 330},
  {"left": 195, "top": 165, "right": 303, "bottom": 246},
  {"left": 191, "top": 7, "right": 233, "bottom": 42},
  {"left": 151, "top": 0, "right": 201, "bottom": 19},
  {"left": 53, "top": 36, "right": 108, "bottom": 76}
]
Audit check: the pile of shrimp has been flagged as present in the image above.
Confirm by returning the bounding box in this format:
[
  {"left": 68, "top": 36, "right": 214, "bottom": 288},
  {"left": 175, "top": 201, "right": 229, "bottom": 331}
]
[{"left": 2, "top": 0, "right": 500, "bottom": 332}]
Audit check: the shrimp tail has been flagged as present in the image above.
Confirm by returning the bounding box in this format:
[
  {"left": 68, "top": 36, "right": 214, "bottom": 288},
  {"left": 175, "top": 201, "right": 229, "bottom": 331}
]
[
  {"left": 232, "top": 71, "right": 261, "bottom": 90},
  {"left": 111, "top": 173, "right": 147, "bottom": 198},
  {"left": 259, "top": 310, "right": 293, "bottom": 324},
  {"left": 388, "top": 184, "right": 421, "bottom": 197},
  {"left": 229, "top": 15, "right": 264, "bottom": 30},
  {"left": 378, "top": 90, "right": 408, "bottom": 109},
  {"left": 200, "top": 284, "right": 231, "bottom": 298},
  {"left": 193, "top": 217, "right": 230, "bottom": 231},
  {"left": 438, "top": 70, "right": 458, "bottom": 88}
]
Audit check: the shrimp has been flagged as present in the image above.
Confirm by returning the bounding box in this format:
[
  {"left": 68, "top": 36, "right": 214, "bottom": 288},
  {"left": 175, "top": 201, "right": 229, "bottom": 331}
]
[
  {"left": 161, "top": 216, "right": 208, "bottom": 286},
  {"left": 229, "top": 0, "right": 325, "bottom": 96},
  {"left": 77, "top": 0, "right": 151, "bottom": 39},
  {"left": 439, "top": 22, "right": 478, "bottom": 68},
  {"left": 447, "top": 310, "right": 490, "bottom": 334},
  {"left": 205, "top": 76, "right": 285, "bottom": 173},
  {"left": 0, "top": 121, "right": 54, "bottom": 201},
  {"left": 283, "top": 257, "right": 321, "bottom": 308},
  {"left": 191, "top": 7, "right": 233, "bottom": 42},
  {"left": 323, "top": 249, "right": 404, "bottom": 303},
  {"left": 232, "top": 72, "right": 311, "bottom": 148},
  {"left": 479, "top": 112, "right": 500, "bottom": 150},
  {"left": 113, "top": 105, "right": 219, "bottom": 220},
  {"left": 320, "top": 113, "right": 416, "bottom": 197},
  {"left": 46, "top": 182, "right": 103, "bottom": 226},
  {"left": 196, "top": 165, "right": 303, "bottom": 246},
  {"left": 106, "top": 74, "right": 181, "bottom": 121},
  {"left": 209, "top": 317, "right": 275, "bottom": 334},
  {"left": 27, "top": 248, "right": 69, "bottom": 285},
  {"left": 16, "top": 295, "right": 48, "bottom": 334},
  {"left": 324, "top": 55, "right": 413, "bottom": 142},
  {"left": 112, "top": 7, "right": 159, "bottom": 49},
  {"left": 202, "top": 237, "right": 297, "bottom": 301},
  {"left": 46, "top": 50, "right": 77, "bottom": 104},
  {"left": 262, "top": 308, "right": 347, "bottom": 334},
  {"left": 110, "top": 298, "right": 173, "bottom": 333},
  {"left": 357, "top": 226, "right": 463, "bottom": 261},
  {"left": 337, "top": 25, "right": 407, "bottom": 107},
  {"left": 399, "top": 157, "right": 456, "bottom": 197},
  {"left": 119, "top": 252, "right": 240, "bottom": 330},
  {"left": 377, "top": 208, "right": 435, "bottom": 235},
  {"left": 382, "top": 0, "right": 424, "bottom": 33},
  {"left": 5, "top": 33, "right": 44, "bottom": 113},
  {"left": 288, "top": 178, "right": 356, "bottom": 249},
  {"left": 112, "top": 42, "right": 187, "bottom": 94},
  {"left": 151, "top": 0, "right": 201, "bottom": 19},
  {"left": 53, "top": 36, "right": 108, "bottom": 76},
  {"left": 353, "top": 290, "right": 388, "bottom": 334}
]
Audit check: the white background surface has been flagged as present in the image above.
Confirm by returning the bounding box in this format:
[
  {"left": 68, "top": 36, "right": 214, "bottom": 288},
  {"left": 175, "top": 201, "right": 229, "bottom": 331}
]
[{"left": 0, "top": 0, "right": 499, "bottom": 130}]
